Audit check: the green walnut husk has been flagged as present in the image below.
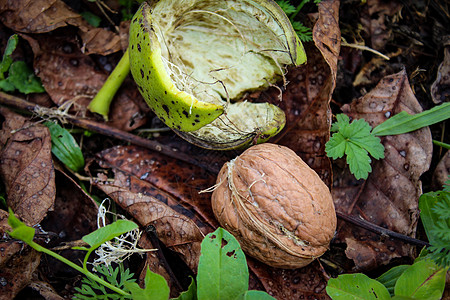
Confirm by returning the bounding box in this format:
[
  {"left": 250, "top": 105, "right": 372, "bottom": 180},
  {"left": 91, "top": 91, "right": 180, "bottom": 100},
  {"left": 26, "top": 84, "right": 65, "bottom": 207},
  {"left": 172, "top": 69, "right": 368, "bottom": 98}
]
[{"left": 129, "top": 0, "right": 306, "bottom": 150}]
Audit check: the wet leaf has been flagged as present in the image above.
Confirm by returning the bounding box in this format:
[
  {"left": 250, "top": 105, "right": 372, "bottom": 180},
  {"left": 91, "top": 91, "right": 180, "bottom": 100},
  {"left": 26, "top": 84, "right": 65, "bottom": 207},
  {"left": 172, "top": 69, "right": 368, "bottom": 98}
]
[
  {"left": 197, "top": 228, "right": 248, "bottom": 300},
  {"left": 0, "top": 108, "right": 55, "bottom": 225},
  {"left": 333, "top": 70, "right": 433, "bottom": 270},
  {"left": 394, "top": 260, "right": 446, "bottom": 300},
  {"left": 0, "top": 0, "right": 121, "bottom": 55},
  {"left": 44, "top": 121, "right": 85, "bottom": 172},
  {"left": 326, "top": 273, "right": 391, "bottom": 300}
]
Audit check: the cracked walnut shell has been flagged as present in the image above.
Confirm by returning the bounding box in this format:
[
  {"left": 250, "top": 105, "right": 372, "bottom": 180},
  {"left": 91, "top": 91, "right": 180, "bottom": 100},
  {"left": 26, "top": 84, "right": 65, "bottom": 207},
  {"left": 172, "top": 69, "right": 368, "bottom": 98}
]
[{"left": 211, "top": 143, "right": 337, "bottom": 269}]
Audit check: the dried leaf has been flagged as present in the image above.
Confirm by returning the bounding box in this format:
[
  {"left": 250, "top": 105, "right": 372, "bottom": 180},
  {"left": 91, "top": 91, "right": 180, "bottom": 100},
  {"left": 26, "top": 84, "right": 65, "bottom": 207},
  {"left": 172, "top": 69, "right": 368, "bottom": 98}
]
[
  {"left": 333, "top": 70, "right": 433, "bottom": 270},
  {"left": 432, "top": 150, "right": 449, "bottom": 190},
  {"left": 0, "top": 0, "right": 121, "bottom": 55},
  {"left": 431, "top": 38, "right": 450, "bottom": 103},
  {"left": 0, "top": 107, "right": 55, "bottom": 225}
]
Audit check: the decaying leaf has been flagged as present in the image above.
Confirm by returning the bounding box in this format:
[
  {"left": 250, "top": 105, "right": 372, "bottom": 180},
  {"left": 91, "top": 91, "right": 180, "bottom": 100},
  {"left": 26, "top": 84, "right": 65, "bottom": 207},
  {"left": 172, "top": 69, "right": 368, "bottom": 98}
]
[
  {"left": 431, "top": 37, "right": 450, "bottom": 104},
  {"left": 0, "top": 0, "right": 121, "bottom": 55},
  {"left": 0, "top": 107, "right": 55, "bottom": 225},
  {"left": 432, "top": 150, "right": 449, "bottom": 190},
  {"left": 333, "top": 70, "right": 433, "bottom": 270}
]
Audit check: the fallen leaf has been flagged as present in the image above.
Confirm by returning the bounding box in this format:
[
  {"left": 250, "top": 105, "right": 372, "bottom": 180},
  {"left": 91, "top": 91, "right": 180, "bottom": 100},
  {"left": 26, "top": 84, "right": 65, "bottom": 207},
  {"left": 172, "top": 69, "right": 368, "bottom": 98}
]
[
  {"left": 431, "top": 37, "right": 450, "bottom": 104},
  {"left": 0, "top": 107, "right": 55, "bottom": 226},
  {"left": 333, "top": 70, "right": 433, "bottom": 270},
  {"left": 0, "top": 0, "right": 121, "bottom": 55},
  {"left": 432, "top": 150, "right": 449, "bottom": 190},
  {"left": 360, "top": 0, "right": 402, "bottom": 51}
]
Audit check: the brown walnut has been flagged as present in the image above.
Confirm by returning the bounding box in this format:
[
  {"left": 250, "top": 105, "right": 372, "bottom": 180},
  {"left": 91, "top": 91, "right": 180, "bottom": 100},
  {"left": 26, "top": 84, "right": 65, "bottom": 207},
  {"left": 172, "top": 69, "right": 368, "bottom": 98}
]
[{"left": 211, "top": 143, "right": 337, "bottom": 269}]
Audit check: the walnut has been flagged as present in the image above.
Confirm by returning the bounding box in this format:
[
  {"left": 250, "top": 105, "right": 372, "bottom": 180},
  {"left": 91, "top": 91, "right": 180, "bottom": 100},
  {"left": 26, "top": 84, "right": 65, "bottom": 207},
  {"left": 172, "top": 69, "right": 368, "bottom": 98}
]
[{"left": 211, "top": 143, "right": 336, "bottom": 269}]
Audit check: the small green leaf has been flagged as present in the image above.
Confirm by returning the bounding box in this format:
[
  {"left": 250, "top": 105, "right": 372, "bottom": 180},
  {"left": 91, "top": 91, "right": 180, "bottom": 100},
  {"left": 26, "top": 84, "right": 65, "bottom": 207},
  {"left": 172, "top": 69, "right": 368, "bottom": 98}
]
[
  {"left": 394, "top": 259, "right": 446, "bottom": 300},
  {"left": 0, "top": 79, "right": 15, "bottom": 92},
  {"left": 80, "top": 11, "right": 102, "bottom": 27},
  {"left": 125, "top": 267, "right": 170, "bottom": 300},
  {"left": 44, "top": 121, "right": 85, "bottom": 172},
  {"left": 7, "top": 208, "right": 35, "bottom": 244},
  {"left": 372, "top": 103, "right": 450, "bottom": 136},
  {"left": 172, "top": 277, "right": 197, "bottom": 300},
  {"left": 197, "top": 228, "right": 249, "bottom": 300},
  {"left": 82, "top": 219, "right": 138, "bottom": 249},
  {"left": 236, "top": 290, "right": 276, "bottom": 299},
  {"left": 326, "top": 114, "right": 385, "bottom": 180},
  {"left": 376, "top": 264, "right": 410, "bottom": 296},
  {"left": 6, "top": 61, "right": 45, "bottom": 94},
  {"left": 326, "top": 273, "right": 391, "bottom": 300},
  {"left": 0, "top": 34, "right": 19, "bottom": 79}
]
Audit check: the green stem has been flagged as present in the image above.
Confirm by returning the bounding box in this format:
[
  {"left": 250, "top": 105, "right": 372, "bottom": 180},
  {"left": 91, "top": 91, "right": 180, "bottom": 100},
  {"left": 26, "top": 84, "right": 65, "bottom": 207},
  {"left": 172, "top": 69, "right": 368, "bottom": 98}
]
[
  {"left": 290, "top": 0, "right": 309, "bottom": 21},
  {"left": 433, "top": 140, "right": 450, "bottom": 150},
  {"left": 28, "top": 240, "right": 131, "bottom": 297},
  {"left": 88, "top": 48, "right": 130, "bottom": 121}
]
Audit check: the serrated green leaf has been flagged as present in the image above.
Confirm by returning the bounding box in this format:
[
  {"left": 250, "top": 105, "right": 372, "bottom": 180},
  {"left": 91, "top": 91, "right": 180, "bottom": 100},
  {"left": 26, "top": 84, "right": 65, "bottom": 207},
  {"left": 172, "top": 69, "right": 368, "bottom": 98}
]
[
  {"left": 394, "top": 259, "right": 446, "bottom": 300},
  {"left": 44, "top": 121, "right": 85, "bottom": 172},
  {"left": 345, "top": 142, "right": 371, "bottom": 180},
  {"left": 275, "top": 0, "right": 296, "bottom": 15},
  {"left": 7, "top": 208, "right": 35, "bottom": 244},
  {"left": 376, "top": 264, "right": 409, "bottom": 296},
  {"left": 325, "top": 132, "right": 347, "bottom": 159},
  {"left": 372, "top": 103, "right": 450, "bottom": 136},
  {"left": 6, "top": 61, "right": 45, "bottom": 94},
  {"left": 125, "top": 267, "right": 169, "bottom": 300},
  {"left": 82, "top": 219, "right": 138, "bottom": 249},
  {"left": 326, "top": 273, "right": 391, "bottom": 300},
  {"left": 197, "top": 228, "right": 249, "bottom": 300},
  {"left": 350, "top": 134, "right": 385, "bottom": 160}
]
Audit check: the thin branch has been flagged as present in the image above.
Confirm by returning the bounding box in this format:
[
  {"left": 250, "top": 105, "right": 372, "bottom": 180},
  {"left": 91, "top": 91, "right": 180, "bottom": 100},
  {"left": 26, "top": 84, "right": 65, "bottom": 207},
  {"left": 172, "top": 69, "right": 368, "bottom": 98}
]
[{"left": 336, "top": 211, "right": 430, "bottom": 247}]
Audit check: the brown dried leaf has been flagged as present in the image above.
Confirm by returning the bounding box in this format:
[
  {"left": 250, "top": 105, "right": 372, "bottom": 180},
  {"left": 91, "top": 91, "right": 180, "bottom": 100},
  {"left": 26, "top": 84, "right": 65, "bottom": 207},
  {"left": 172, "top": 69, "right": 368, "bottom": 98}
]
[
  {"left": 0, "top": 0, "right": 121, "bottom": 55},
  {"left": 432, "top": 150, "right": 449, "bottom": 190},
  {"left": 360, "top": 0, "right": 402, "bottom": 50},
  {"left": 431, "top": 37, "right": 450, "bottom": 103},
  {"left": 333, "top": 70, "right": 433, "bottom": 270},
  {"left": 93, "top": 145, "right": 221, "bottom": 271},
  {"left": 0, "top": 108, "right": 55, "bottom": 226},
  {"left": 274, "top": 0, "right": 340, "bottom": 188},
  {"left": 24, "top": 34, "right": 148, "bottom": 131}
]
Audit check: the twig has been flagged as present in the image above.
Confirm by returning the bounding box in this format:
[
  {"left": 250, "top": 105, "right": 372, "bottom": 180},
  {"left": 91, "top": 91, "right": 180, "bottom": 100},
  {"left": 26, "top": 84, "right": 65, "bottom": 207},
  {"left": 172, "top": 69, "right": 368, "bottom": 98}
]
[
  {"left": 0, "top": 92, "right": 220, "bottom": 174},
  {"left": 336, "top": 211, "right": 430, "bottom": 247},
  {"left": 341, "top": 41, "right": 390, "bottom": 60}
]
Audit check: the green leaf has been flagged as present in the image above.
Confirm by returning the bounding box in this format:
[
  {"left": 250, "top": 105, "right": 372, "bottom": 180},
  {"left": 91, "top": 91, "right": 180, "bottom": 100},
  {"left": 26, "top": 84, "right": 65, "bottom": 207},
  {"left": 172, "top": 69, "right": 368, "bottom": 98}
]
[
  {"left": 236, "top": 290, "right": 276, "bottom": 299},
  {"left": 292, "top": 21, "right": 313, "bottom": 42},
  {"left": 7, "top": 208, "right": 35, "bottom": 244},
  {"left": 0, "top": 79, "right": 15, "bottom": 92},
  {"left": 372, "top": 103, "right": 450, "bottom": 136},
  {"left": 394, "top": 259, "right": 446, "bottom": 300},
  {"left": 275, "top": 0, "right": 297, "bottom": 15},
  {"left": 419, "top": 191, "right": 450, "bottom": 267},
  {"left": 197, "top": 228, "right": 249, "bottom": 300},
  {"left": 6, "top": 61, "right": 45, "bottom": 94},
  {"left": 0, "top": 34, "right": 18, "bottom": 79},
  {"left": 171, "top": 277, "right": 197, "bottom": 300},
  {"left": 376, "top": 264, "right": 410, "bottom": 296},
  {"left": 326, "top": 114, "right": 385, "bottom": 180},
  {"left": 82, "top": 219, "right": 138, "bottom": 249},
  {"left": 44, "top": 121, "right": 85, "bottom": 172},
  {"left": 326, "top": 273, "right": 391, "bottom": 300},
  {"left": 80, "top": 11, "right": 102, "bottom": 27},
  {"left": 125, "top": 267, "right": 170, "bottom": 300}
]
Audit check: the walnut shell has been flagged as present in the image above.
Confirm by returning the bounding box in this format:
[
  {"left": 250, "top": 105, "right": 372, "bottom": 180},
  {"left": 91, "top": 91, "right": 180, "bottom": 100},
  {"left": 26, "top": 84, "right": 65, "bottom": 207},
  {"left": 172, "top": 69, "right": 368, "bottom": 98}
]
[{"left": 211, "top": 143, "right": 336, "bottom": 269}]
